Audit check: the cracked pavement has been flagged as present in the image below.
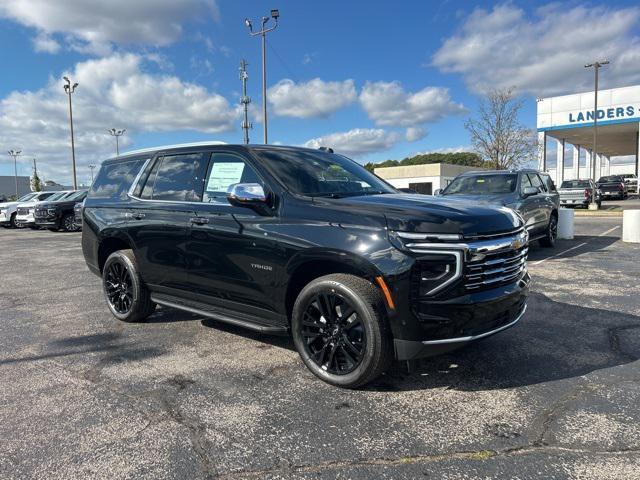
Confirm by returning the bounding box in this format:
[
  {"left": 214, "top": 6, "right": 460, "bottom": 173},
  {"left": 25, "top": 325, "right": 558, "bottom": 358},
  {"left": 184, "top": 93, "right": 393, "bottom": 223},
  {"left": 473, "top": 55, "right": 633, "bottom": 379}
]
[{"left": 0, "top": 217, "right": 639, "bottom": 479}]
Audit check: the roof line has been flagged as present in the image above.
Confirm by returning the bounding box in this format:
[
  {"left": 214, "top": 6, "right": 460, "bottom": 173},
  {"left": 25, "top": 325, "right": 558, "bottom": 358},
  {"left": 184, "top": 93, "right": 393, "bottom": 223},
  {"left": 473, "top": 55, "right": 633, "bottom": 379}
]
[{"left": 120, "top": 141, "right": 228, "bottom": 157}]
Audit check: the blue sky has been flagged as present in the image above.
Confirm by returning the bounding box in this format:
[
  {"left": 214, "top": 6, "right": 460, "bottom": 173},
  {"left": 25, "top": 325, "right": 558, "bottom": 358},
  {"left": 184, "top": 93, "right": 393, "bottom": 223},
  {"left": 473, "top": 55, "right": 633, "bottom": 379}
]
[{"left": 1, "top": 0, "right": 640, "bottom": 185}]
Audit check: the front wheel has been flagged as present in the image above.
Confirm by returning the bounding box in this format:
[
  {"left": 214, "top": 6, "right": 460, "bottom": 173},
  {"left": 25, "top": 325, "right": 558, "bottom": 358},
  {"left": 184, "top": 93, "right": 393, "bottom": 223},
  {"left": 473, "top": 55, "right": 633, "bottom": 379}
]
[
  {"left": 102, "top": 249, "right": 156, "bottom": 322},
  {"left": 62, "top": 213, "right": 78, "bottom": 232},
  {"left": 291, "top": 274, "right": 392, "bottom": 388},
  {"left": 539, "top": 213, "right": 558, "bottom": 248}
]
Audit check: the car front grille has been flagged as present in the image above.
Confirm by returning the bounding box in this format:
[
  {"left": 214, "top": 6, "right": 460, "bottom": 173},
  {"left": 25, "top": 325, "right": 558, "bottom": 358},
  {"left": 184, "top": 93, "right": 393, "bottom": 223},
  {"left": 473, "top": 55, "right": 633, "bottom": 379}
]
[{"left": 465, "top": 244, "right": 528, "bottom": 291}]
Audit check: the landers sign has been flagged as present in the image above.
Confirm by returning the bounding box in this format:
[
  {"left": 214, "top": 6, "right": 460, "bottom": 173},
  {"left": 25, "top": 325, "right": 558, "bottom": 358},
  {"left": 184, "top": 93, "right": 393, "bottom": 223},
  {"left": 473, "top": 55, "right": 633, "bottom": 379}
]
[{"left": 569, "top": 105, "right": 638, "bottom": 123}]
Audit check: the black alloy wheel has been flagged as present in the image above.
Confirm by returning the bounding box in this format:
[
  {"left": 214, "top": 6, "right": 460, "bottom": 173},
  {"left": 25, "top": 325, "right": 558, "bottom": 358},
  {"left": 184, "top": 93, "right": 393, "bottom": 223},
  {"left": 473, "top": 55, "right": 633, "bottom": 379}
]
[
  {"left": 539, "top": 213, "right": 557, "bottom": 247},
  {"left": 102, "top": 249, "right": 155, "bottom": 322},
  {"left": 62, "top": 213, "right": 76, "bottom": 232},
  {"left": 105, "top": 260, "right": 134, "bottom": 315},
  {"left": 292, "top": 274, "right": 392, "bottom": 388},
  {"left": 300, "top": 290, "right": 366, "bottom": 375}
]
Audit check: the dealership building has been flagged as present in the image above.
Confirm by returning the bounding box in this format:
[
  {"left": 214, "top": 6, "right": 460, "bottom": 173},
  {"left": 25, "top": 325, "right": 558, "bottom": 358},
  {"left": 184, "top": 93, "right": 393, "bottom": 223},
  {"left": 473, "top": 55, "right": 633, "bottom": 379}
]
[
  {"left": 374, "top": 163, "right": 484, "bottom": 194},
  {"left": 537, "top": 84, "right": 640, "bottom": 186}
]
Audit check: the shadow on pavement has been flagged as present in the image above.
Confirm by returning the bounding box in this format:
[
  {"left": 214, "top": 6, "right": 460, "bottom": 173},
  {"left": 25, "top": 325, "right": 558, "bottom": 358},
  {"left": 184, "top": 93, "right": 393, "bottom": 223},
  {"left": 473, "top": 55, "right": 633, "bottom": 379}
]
[{"left": 527, "top": 234, "right": 618, "bottom": 263}]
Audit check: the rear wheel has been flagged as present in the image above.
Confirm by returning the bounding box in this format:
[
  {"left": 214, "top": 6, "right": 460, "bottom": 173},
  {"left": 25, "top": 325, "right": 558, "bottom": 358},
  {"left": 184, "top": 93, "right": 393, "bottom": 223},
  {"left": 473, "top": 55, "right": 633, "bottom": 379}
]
[
  {"left": 9, "top": 212, "right": 16, "bottom": 228},
  {"left": 102, "top": 249, "right": 155, "bottom": 322},
  {"left": 539, "top": 213, "right": 557, "bottom": 248},
  {"left": 291, "top": 274, "right": 392, "bottom": 388}
]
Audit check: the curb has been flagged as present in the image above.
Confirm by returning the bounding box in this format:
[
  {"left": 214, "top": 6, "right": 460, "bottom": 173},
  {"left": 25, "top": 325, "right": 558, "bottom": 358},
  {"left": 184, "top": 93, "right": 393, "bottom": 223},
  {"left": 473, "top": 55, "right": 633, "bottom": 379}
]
[{"left": 574, "top": 210, "right": 623, "bottom": 217}]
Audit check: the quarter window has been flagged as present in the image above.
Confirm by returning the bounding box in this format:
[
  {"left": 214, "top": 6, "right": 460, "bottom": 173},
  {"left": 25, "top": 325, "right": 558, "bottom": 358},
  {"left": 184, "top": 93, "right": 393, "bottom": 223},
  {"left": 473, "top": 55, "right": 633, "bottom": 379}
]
[
  {"left": 202, "top": 153, "right": 263, "bottom": 203},
  {"left": 139, "top": 153, "right": 207, "bottom": 202}
]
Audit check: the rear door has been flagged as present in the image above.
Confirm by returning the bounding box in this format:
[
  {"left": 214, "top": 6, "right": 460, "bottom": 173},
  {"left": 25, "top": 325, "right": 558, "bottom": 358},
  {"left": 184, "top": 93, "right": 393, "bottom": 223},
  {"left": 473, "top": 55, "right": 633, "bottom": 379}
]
[
  {"left": 518, "top": 173, "right": 538, "bottom": 233},
  {"left": 528, "top": 173, "right": 549, "bottom": 231},
  {"left": 128, "top": 152, "right": 208, "bottom": 294}
]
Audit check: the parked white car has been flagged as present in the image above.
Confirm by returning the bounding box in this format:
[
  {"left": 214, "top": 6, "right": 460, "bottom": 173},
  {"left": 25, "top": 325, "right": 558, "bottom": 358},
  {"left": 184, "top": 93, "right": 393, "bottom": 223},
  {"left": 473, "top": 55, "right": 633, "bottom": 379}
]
[
  {"left": 1, "top": 193, "right": 42, "bottom": 228},
  {"left": 15, "top": 191, "right": 73, "bottom": 228}
]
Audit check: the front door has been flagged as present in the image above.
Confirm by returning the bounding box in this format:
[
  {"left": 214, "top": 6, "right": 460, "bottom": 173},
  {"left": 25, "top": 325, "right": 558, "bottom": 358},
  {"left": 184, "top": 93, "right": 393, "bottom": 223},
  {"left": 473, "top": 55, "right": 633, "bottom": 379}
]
[{"left": 186, "top": 151, "right": 284, "bottom": 324}]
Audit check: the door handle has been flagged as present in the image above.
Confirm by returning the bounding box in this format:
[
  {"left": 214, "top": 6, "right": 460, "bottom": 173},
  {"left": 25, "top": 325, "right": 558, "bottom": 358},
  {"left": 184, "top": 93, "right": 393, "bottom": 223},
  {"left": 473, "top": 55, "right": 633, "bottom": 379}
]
[
  {"left": 190, "top": 217, "right": 209, "bottom": 225},
  {"left": 126, "top": 212, "right": 145, "bottom": 220}
]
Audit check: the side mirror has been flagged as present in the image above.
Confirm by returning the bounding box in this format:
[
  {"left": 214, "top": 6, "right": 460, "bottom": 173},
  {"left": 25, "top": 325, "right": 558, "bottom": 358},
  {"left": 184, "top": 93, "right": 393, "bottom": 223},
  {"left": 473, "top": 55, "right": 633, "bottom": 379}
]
[
  {"left": 227, "top": 183, "right": 267, "bottom": 207},
  {"left": 522, "top": 186, "right": 539, "bottom": 198},
  {"left": 434, "top": 189, "right": 442, "bottom": 196}
]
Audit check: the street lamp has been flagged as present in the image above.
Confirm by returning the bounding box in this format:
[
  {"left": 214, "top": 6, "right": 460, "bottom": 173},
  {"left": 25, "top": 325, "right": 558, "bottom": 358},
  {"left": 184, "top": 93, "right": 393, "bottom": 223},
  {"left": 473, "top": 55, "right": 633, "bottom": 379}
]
[
  {"left": 7, "top": 149, "right": 22, "bottom": 197},
  {"left": 107, "top": 128, "right": 126, "bottom": 156},
  {"left": 63, "top": 76, "right": 79, "bottom": 190},
  {"left": 584, "top": 60, "right": 609, "bottom": 208},
  {"left": 245, "top": 8, "right": 280, "bottom": 144},
  {"left": 89, "top": 164, "right": 97, "bottom": 183}
]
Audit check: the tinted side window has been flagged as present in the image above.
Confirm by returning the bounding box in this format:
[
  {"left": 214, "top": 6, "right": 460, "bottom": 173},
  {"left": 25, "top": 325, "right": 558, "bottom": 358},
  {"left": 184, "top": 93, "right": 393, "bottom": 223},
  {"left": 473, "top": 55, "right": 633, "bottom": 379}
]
[
  {"left": 542, "top": 174, "right": 556, "bottom": 192},
  {"left": 140, "top": 153, "right": 207, "bottom": 202},
  {"left": 202, "top": 153, "right": 263, "bottom": 203},
  {"left": 519, "top": 174, "right": 532, "bottom": 192},
  {"left": 90, "top": 157, "right": 147, "bottom": 200},
  {"left": 528, "top": 173, "right": 544, "bottom": 191}
]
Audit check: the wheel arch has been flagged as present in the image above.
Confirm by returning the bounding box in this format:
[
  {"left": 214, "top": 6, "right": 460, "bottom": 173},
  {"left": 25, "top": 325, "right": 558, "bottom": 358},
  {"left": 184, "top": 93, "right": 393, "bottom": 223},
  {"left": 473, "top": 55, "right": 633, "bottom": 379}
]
[{"left": 97, "top": 234, "right": 135, "bottom": 273}]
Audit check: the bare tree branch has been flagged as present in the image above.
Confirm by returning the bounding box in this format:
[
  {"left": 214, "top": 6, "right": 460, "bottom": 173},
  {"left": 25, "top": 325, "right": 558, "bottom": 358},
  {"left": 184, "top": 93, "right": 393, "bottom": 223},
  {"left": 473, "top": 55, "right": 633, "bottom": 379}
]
[{"left": 465, "top": 88, "right": 536, "bottom": 170}]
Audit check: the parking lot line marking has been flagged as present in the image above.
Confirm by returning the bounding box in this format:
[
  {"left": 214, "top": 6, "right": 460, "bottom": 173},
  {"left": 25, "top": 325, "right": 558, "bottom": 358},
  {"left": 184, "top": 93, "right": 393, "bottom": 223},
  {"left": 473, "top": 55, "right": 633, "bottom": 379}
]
[
  {"left": 531, "top": 243, "right": 588, "bottom": 266},
  {"left": 531, "top": 225, "right": 621, "bottom": 266},
  {"left": 598, "top": 225, "right": 620, "bottom": 236}
]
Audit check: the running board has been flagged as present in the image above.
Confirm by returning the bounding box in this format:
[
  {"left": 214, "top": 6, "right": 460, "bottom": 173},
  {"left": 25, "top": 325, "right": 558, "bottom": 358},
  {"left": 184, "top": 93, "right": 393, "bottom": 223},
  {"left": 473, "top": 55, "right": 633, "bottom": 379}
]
[{"left": 151, "top": 295, "right": 289, "bottom": 335}]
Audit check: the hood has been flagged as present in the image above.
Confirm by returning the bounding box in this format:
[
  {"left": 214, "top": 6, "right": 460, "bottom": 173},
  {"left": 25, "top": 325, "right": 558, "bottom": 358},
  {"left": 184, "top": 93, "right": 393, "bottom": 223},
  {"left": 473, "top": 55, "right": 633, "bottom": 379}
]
[
  {"left": 438, "top": 193, "right": 513, "bottom": 205},
  {"left": 0, "top": 201, "right": 20, "bottom": 209},
  {"left": 330, "top": 194, "right": 522, "bottom": 235}
]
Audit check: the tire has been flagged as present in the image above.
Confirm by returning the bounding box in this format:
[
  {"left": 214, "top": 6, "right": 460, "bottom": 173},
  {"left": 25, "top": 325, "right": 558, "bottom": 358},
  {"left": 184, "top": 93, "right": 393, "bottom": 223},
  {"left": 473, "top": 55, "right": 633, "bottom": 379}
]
[
  {"left": 102, "top": 249, "right": 155, "bottom": 322},
  {"left": 291, "top": 273, "right": 392, "bottom": 388},
  {"left": 9, "top": 212, "right": 16, "bottom": 228},
  {"left": 61, "top": 213, "right": 77, "bottom": 232},
  {"left": 597, "top": 200, "right": 602, "bottom": 209},
  {"left": 539, "top": 213, "right": 558, "bottom": 248}
]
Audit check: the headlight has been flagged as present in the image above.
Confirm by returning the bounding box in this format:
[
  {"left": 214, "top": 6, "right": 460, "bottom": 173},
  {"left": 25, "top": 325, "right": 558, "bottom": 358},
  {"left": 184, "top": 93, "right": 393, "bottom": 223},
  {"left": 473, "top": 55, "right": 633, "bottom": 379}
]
[
  {"left": 413, "top": 252, "right": 463, "bottom": 296},
  {"left": 47, "top": 208, "right": 58, "bottom": 214}
]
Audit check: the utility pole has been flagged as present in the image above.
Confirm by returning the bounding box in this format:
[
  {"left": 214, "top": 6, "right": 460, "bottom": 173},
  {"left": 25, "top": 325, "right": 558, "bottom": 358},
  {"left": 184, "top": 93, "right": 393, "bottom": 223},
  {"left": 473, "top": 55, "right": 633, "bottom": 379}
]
[
  {"left": 245, "top": 9, "right": 280, "bottom": 144},
  {"left": 585, "top": 60, "right": 609, "bottom": 209},
  {"left": 63, "top": 76, "right": 79, "bottom": 190},
  {"left": 239, "top": 59, "right": 252, "bottom": 144},
  {"left": 89, "top": 164, "right": 97, "bottom": 183},
  {"left": 107, "top": 128, "right": 126, "bottom": 156},
  {"left": 7, "top": 149, "right": 22, "bottom": 197}
]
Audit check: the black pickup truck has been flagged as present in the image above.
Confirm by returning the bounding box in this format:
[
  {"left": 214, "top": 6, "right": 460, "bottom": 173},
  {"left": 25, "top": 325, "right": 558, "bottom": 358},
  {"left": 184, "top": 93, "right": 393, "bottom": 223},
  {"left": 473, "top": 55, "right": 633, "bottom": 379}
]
[
  {"left": 82, "top": 143, "right": 529, "bottom": 388},
  {"left": 596, "top": 175, "right": 627, "bottom": 200}
]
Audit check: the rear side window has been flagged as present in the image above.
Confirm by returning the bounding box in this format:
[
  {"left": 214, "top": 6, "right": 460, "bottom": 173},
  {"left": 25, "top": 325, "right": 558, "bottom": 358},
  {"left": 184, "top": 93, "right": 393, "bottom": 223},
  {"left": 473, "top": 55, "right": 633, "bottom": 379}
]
[
  {"left": 139, "top": 153, "right": 208, "bottom": 202},
  {"left": 528, "top": 173, "right": 544, "bottom": 191},
  {"left": 541, "top": 174, "right": 556, "bottom": 192},
  {"left": 90, "top": 157, "right": 147, "bottom": 200}
]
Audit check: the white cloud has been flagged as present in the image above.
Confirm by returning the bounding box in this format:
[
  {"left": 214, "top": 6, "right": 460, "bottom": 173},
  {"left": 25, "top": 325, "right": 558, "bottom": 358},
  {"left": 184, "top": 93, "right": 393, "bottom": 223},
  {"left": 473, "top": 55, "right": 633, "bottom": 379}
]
[
  {"left": 268, "top": 78, "right": 357, "bottom": 118},
  {"left": 432, "top": 4, "right": 640, "bottom": 96},
  {"left": 33, "top": 33, "right": 60, "bottom": 53},
  {"left": 0, "top": 0, "right": 219, "bottom": 53},
  {"left": 359, "top": 81, "right": 466, "bottom": 127},
  {"left": 405, "top": 127, "right": 427, "bottom": 142},
  {"left": 0, "top": 53, "right": 238, "bottom": 185},
  {"left": 304, "top": 128, "right": 401, "bottom": 157}
]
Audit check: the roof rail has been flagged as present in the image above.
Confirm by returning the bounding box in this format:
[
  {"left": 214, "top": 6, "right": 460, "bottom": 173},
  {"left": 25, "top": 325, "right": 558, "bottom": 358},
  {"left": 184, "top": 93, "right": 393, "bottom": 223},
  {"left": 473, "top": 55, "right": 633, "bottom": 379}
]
[{"left": 120, "top": 141, "right": 227, "bottom": 157}]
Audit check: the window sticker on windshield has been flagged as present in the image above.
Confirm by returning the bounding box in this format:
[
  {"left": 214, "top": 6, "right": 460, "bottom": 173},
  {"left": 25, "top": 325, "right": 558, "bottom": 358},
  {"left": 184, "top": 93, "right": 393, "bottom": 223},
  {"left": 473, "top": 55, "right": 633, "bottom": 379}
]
[{"left": 207, "top": 162, "right": 245, "bottom": 192}]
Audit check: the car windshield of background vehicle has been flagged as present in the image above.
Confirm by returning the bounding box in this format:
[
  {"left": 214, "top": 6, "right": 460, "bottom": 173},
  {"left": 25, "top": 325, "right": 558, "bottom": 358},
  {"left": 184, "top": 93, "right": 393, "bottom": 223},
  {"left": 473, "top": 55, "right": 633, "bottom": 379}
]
[
  {"left": 46, "top": 192, "right": 69, "bottom": 201},
  {"left": 255, "top": 149, "right": 396, "bottom": 198},
  {"left": 16, "top": 193, "right": 37, "bottom": 202},
  {"left": 598, "top": 176, "right": 623, "bottom": 183},
  {"left": 202, "top": 153, "right": 264, "bottom": 203},
  {"left": 561, "top": 180, "right": 591, "bottom": 188},
  {"left": 442, "top": 174, "right": 518, "bottom": 195},
  {"left": 65, "top": 190, "right": 88, "bottom": 201}
]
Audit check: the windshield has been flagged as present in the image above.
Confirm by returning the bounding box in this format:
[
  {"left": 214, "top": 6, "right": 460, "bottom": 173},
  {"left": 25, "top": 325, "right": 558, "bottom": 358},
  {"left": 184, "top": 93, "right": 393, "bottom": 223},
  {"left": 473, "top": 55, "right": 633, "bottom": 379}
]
[
  {"left": 64, "top": 190, "right": 88, "bottom": 201},
  {"left": 597, "top": 176, "right": 622, "bottom": 183},
  {"left": 561, "top": 180, "right": 591, "bottom": 188},
  {"left": 442, "top": 174, "right": 518, "bottom": 195},
  {"left": 45, "top": 192, "right": 68, "bottom": 201},
  {"left": 16, "top": 193, "right": 37, "bottom": 202},
  {"left": 254, "top": 148, "right": 397, "bottom": 197}
]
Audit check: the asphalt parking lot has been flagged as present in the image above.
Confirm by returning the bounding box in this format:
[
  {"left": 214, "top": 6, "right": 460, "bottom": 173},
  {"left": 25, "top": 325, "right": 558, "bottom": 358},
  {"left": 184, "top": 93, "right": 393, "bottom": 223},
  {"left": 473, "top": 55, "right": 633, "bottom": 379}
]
[{"left": 1, "top": 217, "right": 639, "bottom": 479}]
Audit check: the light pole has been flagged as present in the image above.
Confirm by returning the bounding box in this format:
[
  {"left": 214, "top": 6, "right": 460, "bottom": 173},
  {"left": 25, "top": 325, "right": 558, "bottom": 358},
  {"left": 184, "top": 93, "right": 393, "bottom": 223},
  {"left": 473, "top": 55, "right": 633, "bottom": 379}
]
[
  {"left": 63, "top": 76, "right": 79, "bottom": 190},
  {"left": 7, "top": 149, "right": 22, "bottom": 197},
  {"left": 245, "top": 9, "right": 279, "bottom": 144},
  {"left": 107, "top": 128, "right": 126, "bottom": 156},
  {"left": 585, "top": 60, "right": 609, "bottom": 208},
  {"left": 89, "top": 164, "right": 97, "bottom": 183}
]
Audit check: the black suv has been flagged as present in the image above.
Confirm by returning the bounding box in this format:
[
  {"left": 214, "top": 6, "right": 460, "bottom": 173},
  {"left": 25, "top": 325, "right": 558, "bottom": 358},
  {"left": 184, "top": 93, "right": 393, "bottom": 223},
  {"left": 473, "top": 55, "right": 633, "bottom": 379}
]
[
  {"left": 438, "top": 170, "right": 560, "bottom": 247},
  {"left": 82, "top": 144, "right": 530, "bottom": 387},
  {"left": 35, "top": 190, "right": 87, "bottom": 231}
]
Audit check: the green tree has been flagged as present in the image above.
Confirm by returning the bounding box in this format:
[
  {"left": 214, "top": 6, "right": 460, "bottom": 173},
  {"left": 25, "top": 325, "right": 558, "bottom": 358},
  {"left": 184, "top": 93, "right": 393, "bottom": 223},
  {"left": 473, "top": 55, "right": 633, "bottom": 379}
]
[
  {"left": 366, "top": 152, "right": 485, "bottom": 172},
  {"left": 30, "top": 171, "right": 42, "bottom": 192}
]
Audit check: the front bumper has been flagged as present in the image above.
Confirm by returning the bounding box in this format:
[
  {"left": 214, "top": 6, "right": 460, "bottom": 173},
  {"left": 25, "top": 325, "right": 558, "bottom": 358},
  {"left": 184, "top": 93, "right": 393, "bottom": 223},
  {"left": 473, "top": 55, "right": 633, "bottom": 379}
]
[{"left": 15, "top": 214, "right": 35, "bottom": 224}]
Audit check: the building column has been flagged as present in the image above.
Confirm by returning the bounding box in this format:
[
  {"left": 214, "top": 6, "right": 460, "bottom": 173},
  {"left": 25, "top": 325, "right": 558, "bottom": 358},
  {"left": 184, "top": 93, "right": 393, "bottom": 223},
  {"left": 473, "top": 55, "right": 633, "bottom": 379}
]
[
  {"left": 636, "top": 128, "right": 639, "bottom": 193},
  {"left": 556, "top": 139, "right": 564, "bottom": 187},
  {"left": 538, "top": 131, "right": 546, "bottom": 171},
  {"left": 604, "top": 156, "right": 611, "bottom": 176},
  {"left": 572, "top": 145, "right": 579, "bottom": 180}
]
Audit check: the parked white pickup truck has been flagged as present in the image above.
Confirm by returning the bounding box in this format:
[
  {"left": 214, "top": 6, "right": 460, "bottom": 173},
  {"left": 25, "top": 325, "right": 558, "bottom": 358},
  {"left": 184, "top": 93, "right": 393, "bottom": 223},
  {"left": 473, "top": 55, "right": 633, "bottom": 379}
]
[{"left": 558, "top": 179, "right": 601, "bottom": 209}]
